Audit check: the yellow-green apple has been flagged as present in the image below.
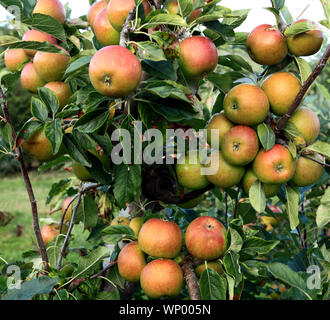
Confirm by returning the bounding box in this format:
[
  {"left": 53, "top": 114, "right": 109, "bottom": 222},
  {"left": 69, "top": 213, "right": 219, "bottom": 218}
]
[
  {"left": 140, "top": 259, "right": 184, "bottom": 299},
  {"left": 291, "top": 154, "right": 324, "bottom": 186},
  {"left": 4, "top": 49, "right": 29, "bottom": 72},
  {"left": 89, "top": 45, "right": 142, "bottom": 97},
  {"left": 195, "top": 260, "right": 223, "bottom": 278},
  {"left": 62, "top": 196, "right": 74, "bottom": 223},
  {"left": 242, "top": 169, "right": 281, "bottom": 198},
  {"left": 259, "top": 216, "right": 280, "bottom": 232},
  {"left": 223, "top": 84, "right": 269, "bottom": 125},
  {"left": 33, "top": 45, "right": 70, "bottom": 82},
  {"left": 129, "top": 217, "right": 143, "bottom": 236},
  {"left": 33, "top": 0, "right": 66, "bottom": 24},
  {"left": 287, "top": 19, "right": 324, "bottom": 56},
  {"left": 247, "top": 24, "right": 287, "bottom": 65},
  {"left": 206, "top": 112, "right": 234, "bottom": 148},
  {"left": 94, "top": 8, "right": 120, "bottom": 46},
  {"left": 20, "top": 62, "right": 45, "bottom": 93},
  {"left": 262, "top": 72, "right": 301, "bottom": 116},
  {"left": 111, "top": 216, "right": 130, "bottom": 226},
  {"left": 252, "top": 144, "right": 296, "bottom": 184},
  {"left": 221, "top": 125, "right": 259, "bottom": 166},
  {"left": 287, "top": 107, "right": 320, "bottom": 145},
  {"left": 87, "top": 0, "right": 107, "bottom": 29},
  {"left": 117, "top": 241, "right": 146, "bottom": 282},
  {"left": 22, "top": 29, "right": 57, "bottom": 57},
  {"left": 176, "top": 152, "right": 210, "bottom": 190},
  {"left": 107, "top": 0, "right": 151, "bottom": 31},
  {"left": 185, "top": 216, "right": 227, "bottom": 260},
  {"left": 44, "top": 82, "right": 72, "bottom": 109},
  {"left": 179, "top": 36, "right": 218, "bottom": 80},
  {"left": 205, "top": 150, "right": 245, "bottom": 188},
  {"left": 138, "top": 218, "right": 182, "bottom": 258}
]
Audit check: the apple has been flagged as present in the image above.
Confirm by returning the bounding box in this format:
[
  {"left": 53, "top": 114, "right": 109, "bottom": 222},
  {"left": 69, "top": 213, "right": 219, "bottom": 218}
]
[
  {"left": 247, "top": 24, "right": 287, "bottom": 65},
  {"left": 89, "top": 45, "right": 142, "bottom": 97},
  {"left": 287, "top": 20, "right": 324, "bottom": 56},
  {"left": 87, "top": 0, "right": 107, "bottom": 29},
  {"left": 140, "top": 259, "right": 184, "bottom": 299},
  {"left": 221, "top": 125, "right": 259, "bottom": 166},
  {"left": 117, "top": 241, "right": 146, "bottom": 282},
  {"left": 93, "top": 8, "right": 120, "bottom": 46},
  {"left": 195, "top": 260, "right": 223, "bottom": 278},
  {"left": 205, "top": 150, "right": 245, "bottom": 188},
  {"left": 138, "top": 218, "right": 182, "bottom": 258},
  {"left": 242, "top": 169, "right": 281, "bottom": 198},
  {"left": 185, "top": 216, "right": 227, "bottom": 260},
  {"left": 287, "top": 107, "right": 320, "bottom": 145},
  {"left": 111, "top": 217, "right": 130, "bottom": 226},
  {"left": 33, "top": 0, "right": 66, "bottom": 24},
  {"left": 129, "top": 217, "right": 143, "bottom": 236},
  {"left": 262, "top": 72, "right": 302, "bottom": 116},
  {"left": 259, "top": 216, "right": 280, "bottom": 232},
  {"left": 291, "top": 154, "right": 324, "bottom": 187},
  {"left": 179, "top": 36, "right": 218, "bottom": 80},
  {"left": 4, "top": 49, "right": 29, "bottom": 72},
  {"left": 44, "top": 82, "right": 72, "bottom": 109},
  {"left": 223, "top": 84, "right": 270, "bottom": 126},
  {"left": 22, "top": 29, "right": 57, "bottom": 57},
  {"left": 206, "top": 112, "right": 234, "bottom": 148},
  {"left": 20, "top": 62, "right": 45, "bottom": 93},
  {"left": 252, "top": 144, "right": 296, "bottom": 184},
  {"left": 41, "top": 223, "right": 65, "bottom": 245}
]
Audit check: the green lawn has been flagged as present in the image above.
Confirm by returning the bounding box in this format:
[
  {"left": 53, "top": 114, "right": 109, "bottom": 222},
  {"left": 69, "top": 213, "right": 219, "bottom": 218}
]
[{"left": 0, "top": 171, "right": 70, "bottom": 262}]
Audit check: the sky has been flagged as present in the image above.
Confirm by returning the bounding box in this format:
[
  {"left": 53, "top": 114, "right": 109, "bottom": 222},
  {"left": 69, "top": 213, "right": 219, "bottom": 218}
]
[{"left": 0, "top": 0, "right": 327, "bottom": 32}]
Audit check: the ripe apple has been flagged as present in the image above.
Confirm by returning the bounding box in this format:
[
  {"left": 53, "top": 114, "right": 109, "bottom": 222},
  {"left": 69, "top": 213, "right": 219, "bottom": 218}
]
[
  {"left": 140, "top": 259, "right": 184, "bottom": 299},
  {"left": 22, "top": 29, "right": 57, "bottom": 57},
  {"left": 44, "top": 82, "right": 72, "bottom": 109},
  {"left": 20, "top": 62, "right": 45, "bottom": 93},
  {"left": 195, "top": 260, "right": 223, "bottom": 278},
  {"left": 223, "top": 84, "right": 269, "bottom": 126},
  {"left": 242, "top": 169, "right": 281, "bottom": 198},
  {"left": 188, "top": 8, "right": 202, "bottom": 23},
  {"left": 138, "top": 218, "right": 182, "bottom": 258},
  {"left": 129, "top": 217, "right": 143, "bottom": 236},
  {"left": 62, "top": 196, "right": 74, "bottom": 223},
  {"left": 87, "top": 0, "right": 107, "bottom": 29},
  {"left": 117, "top": 241, "right": 146, "bottom": 282},
  {"left": 4, "top": 49, "right": 29, "bottom": 72},
  {"left": 165, "top": 0, "right": 202, "bottom": 23},
  {"left": 179, "top": 36, "right": 218, "bottom": 80},
  {"left": 247, "top": 24, "right": 287, "bottom": 65},
  {"left": 94, "top": 8, "right": 120, "bottom": 46},
  {"left": 287, "top": 20, "right": 324, "bottom": 56},
  {"left": 205, "top": 150, "right": 245, "bottom": 188},
  {"left": 287, "top": 107, "right": 320, "bottom": 145},
  {"left": 107, "top": 0, "right": 151, "bottom": 32},
  {"left": 262, "top": 72, "right": 301, "bottom": 116},
  {"left": 33, "top": 0, "right": 66, "bottom": 24},
  {"left": 41, "top": 223, "right": 64, "bottom": 245},
  {"left": 185, "top": 216, "right": 227, "bottom": 260},
  {"left": 206, "top": 112, "right": 234, "bottom": 148},
  {"left": 176, "top": 152, "right": 210, "bottom": 190},
  {"left": 22, "top": 128, "right": 61, "bottom": 161},
  {"left": 111, "top": 216, "right": 130, "bottom": 226},
  {"left": 89, "top": 45, "right": 142, "bottom": 97},
  {"left": 291, "top": 154, "right": 324, "bottom": 187},
  {"left": 252, "top": 144, "right": 296, "bottom": 184},
  {"left": 221, "top": 125, "right": 259, "bottom": 166}
]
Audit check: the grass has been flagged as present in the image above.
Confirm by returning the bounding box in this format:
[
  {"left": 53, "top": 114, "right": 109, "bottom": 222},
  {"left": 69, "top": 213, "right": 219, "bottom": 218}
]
[{"left": 0, "top": 171, "right": 70, "bottom": 263}]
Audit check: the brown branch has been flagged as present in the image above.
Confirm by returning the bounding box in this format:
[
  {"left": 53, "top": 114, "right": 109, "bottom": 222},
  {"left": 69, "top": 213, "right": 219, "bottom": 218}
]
[
  {"left": 0, "top": 85, "right": 49, "bottom": 271},
  {"left": 276, "top": 45, "right": 330, "bottom": 132},
  {"left": 181, "top": 256, "right": 201, "bottom": 300},
  {"left": 165, "top": 184, "right": 214, "bottom": 204},
  {"left": 302, "top": 154, "right": 330, "bottom": 168},
  {"left": 120, "top": 6, "right": 136, "bottom": 47},
  {"left": 90, "top": 261, "right": 117, "bottom": 279}
]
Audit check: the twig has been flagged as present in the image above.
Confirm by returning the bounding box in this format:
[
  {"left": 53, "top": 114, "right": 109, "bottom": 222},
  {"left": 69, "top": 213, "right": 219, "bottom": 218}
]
[
  {"left": 225, "top": 192, "right": 228, "bottom": 226},
  {"left": 120, "top": 6, "right": 136, "bottom": 47},
  {"left": 276, "top": 45, "right": 330, "bottom": 132},
  {"left": 166, "top": 184, "right": 214, "bottom": 204},
  {"left": 233, "top": 188, "right": 240, "bottom": 219},
  {"left": 0, "top": 85, "right": 49, "bottom": 271},
  {"left": 302, "top": 154, "right": 330, "bottom": 168},
  {"left": 181, "top": 256, "right": 201, "bottom": 300},
  {"left": 90, "top": 260, "right": 117, "bottom": 279}
]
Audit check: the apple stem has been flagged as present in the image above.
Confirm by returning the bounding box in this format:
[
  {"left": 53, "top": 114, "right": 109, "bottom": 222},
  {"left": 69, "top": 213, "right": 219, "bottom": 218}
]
[{"left": 0, "top": 84, "right": 49, "bottom": 272}]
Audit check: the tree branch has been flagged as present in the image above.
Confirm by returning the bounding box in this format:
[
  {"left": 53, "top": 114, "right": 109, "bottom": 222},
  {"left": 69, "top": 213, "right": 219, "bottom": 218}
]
[
  {"left": 276, "top": 45, "right": 330, "bottom": 132},
  {"left": 120, "top": 6, "right": 136, "bottom": 47},
  {"left": 0, "top": 85, "right": 49, "bottom": 271},
  {"left": 181, "top": 256, "right": 201, "bottom": 300},
  {"left": 302, "top": 154, "right": 330, "bottom": 168},
  {"left": 90, "top": 260, "right": 117, "bottom": 279}
]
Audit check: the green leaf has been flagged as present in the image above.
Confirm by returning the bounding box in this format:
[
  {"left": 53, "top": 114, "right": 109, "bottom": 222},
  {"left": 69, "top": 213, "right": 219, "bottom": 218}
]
[
  {"left": 237, "top": 202, "right": 257, "bottom": 224},
  {"left": 31, "top": 97, "right": 48, "bottom": 123},
  {"left": 287, "top": 140, "right": 297, "bottom": 159},
  {"left": 249, "top": 180, "right": 266, "bottom": 213},
  {"left": 280, "top": 6, "right": 293, "bottom": 24},
  {"left": 321, "top": 0, "right": 330, "bottom": 27},
  {"left": 38, "top": 87, "right": 60, "bottom": 117},
  {"left": 316, "top": 187, "right": 330, "bottom": 228},
  {"left": 285, "top": 19, "right": 322, "bottom": 37},
  {"left": 16, "top": 119, "right": 43, "bottom": 142},
  {"left": 107, "top": 264, "right": 126, "bottom": 289},
  {"left": 227, "top": 227, "right": 243, "bottom": 253},
  {"left": 208, "top": 71, "right": 245, "bottom": 93},
  {"left": 102, "top": 225, "right": 136, "bottom": 244},
  {"left": 136, "top": 41, "right": 166, "bottom": 61},
  {"left": 7, "top": 41, "right": 64, "bottom": 53},
  {"left": 306, "top": 140, "right": 330, "bottom": 158},
  {"left": 1, "top": 276, "right": 58, "bottom": 300},
  {"left": 0, "top": 0, "right": 22, "bottom": 11},
  {"left": 218, "top": 55, "right": 253, "bottom": 73},
  {"left": 257, "top": 123, "right": 275, "bottom": 151},
  {"left": 203, "top": 21, "right": 235, "bottom": 41},
  {"left": 74, "top": 108, "right": 110, "bottom": 133},
  {"left": 144, "top": 13, "right": 188, "bottom": 28},
  {"left": 141, "top": 59, "right": 177, "bottom": 81},
  {"left": 178, "top": 0, "right": 194, "bottom": 17},
  {"left": 62, "top": 134, "right": 92, "bottom": 167},
  {"left": 0, "top": 122, "right": 14, "bottom": 151},
  {"left": 64, "top": 55, "right": 92, "bottom": 78},
  {"left": 285, "top": 185, "right": 300, "bottom": 230},
  {"left": 284, "top": 121, "right": 304, "bottom": 139},
  {"left": 241, "top": 237, "right": 279, "bottom": 255},
  {"left": 293, "top": 57, "right": 312, "bottom": 83},
  {"left": 200, "top": 268, "right": 226, "bottom": 300},
  {"left": 192, "top": 6, "right": 231, "bottom": 24},
  {"left": 74, "top": 193, "right": 99, "bottom": 229},
  {"left": 44, "top": 119, "right": 63, "bottom": 155},
  {"left": 223, "top": 251, "right": 242, "bottom": 286},
  {"left": 268, "top": 262, "right": 313, "bottom": 300},
  {"left": 222, "top": 9, "right": 250, "bottom": 28},
  {"left": 96, "top": 289, "right": 121, "bottom": 300}
]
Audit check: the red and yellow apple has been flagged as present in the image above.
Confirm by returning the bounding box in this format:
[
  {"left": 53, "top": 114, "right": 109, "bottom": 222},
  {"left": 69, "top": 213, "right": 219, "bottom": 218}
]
[
  {"left": 44, "top": 81, "right": 72, "bottom": 109},
  {"left": 33, "top": 0, "right": 66, "bottom": 24},
  {"left": 20, "top": 62, "right": 45, "bottom": 93},
  {"left": 94, "top": 8, "right": 120, "bottom": 46},
  {"left": 4, "top": 49, "right": 29, "bottom": 72}
]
